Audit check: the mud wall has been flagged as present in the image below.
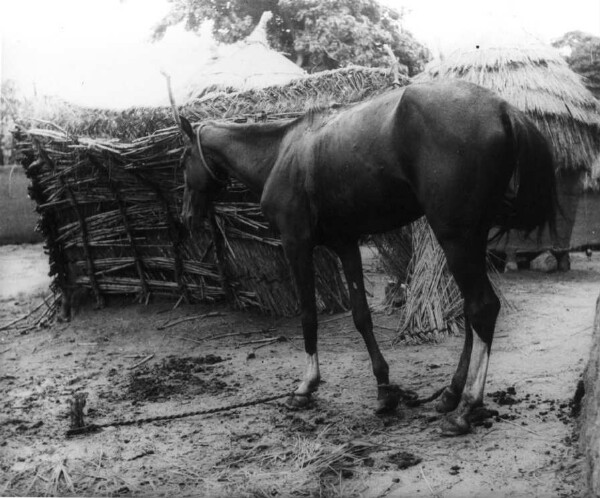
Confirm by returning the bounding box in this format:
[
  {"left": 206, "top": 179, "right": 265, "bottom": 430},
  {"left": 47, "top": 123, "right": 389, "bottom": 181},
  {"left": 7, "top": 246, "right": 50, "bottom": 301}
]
[
  {"left": 571, "top": 193, "right": 600, "bottom": 249},
  {"left": 582, "top": 293, "right": 600, "bottom": 497},
  {"left": 489, "top": 169, "right": 582, "bottom": 253},
  {"left": 0, "top": 165, "right": 42, "bottom": 244}
]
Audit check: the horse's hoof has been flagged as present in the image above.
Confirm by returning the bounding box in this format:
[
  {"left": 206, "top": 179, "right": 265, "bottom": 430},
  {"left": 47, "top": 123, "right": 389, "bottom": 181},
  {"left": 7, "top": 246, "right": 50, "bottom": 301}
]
[
  {"left": 285, "top": 393, "right": 312, "bottom": 410},
  {"left": 440, "top": 414, "right": 470, "bottom": 436},
  {"left": 435, "top": 387, "right": 460, "bottom": 413},
  {"left": 375, "top": 384, "right": 401, "bottom": 414}
]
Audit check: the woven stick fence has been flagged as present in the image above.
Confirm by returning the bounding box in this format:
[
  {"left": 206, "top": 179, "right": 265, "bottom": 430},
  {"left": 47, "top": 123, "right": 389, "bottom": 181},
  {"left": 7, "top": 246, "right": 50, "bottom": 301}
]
[{"left": 17, "top": 125, "right": 351, "bottom": 317}]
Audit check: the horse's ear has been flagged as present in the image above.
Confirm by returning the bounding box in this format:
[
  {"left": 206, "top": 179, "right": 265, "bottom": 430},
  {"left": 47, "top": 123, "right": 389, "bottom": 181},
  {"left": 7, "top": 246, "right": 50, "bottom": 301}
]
[{"left": 179, "top": 116, "right": 194, "bottom": 143}]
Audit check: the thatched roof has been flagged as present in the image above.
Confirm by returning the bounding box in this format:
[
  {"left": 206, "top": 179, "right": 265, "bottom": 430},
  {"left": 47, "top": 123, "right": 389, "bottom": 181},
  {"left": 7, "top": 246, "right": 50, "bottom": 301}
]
[
  {"left": 187, "top": 42, "right": 305, "bottom": 95},
  {"left": 417, "top": 40, "right": 600, "bottom": 183},
  {"left": 185, "top": 12, "right": 306, "bottom": 100},
  {"left": 19, "top": 66, "right": 392, "bottom": 142}
]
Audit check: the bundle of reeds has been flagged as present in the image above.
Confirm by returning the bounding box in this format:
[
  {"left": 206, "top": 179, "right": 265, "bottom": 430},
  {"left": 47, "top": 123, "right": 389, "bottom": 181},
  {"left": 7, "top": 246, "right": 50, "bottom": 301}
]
[
  {"left": 371, "top": 227, "right": 412, "bottom": 290},
  {"left": 392, "top": 219, "right": 464, "bottom": 343}
]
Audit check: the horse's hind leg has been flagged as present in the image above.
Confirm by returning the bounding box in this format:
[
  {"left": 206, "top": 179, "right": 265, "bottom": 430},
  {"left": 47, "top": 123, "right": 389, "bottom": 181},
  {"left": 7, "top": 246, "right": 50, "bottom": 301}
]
[
  {"left": 436, "top": 236, "right": 500, "bottom": 435},
  {"left": 334, "top": 242, "right": 400, "bottom": 414}
]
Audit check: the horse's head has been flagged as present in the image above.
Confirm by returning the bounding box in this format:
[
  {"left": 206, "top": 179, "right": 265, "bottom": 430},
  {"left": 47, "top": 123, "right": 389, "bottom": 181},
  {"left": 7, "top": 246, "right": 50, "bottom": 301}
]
[{"left": 178, "top": 116, "right": 227, "bottom": 230}]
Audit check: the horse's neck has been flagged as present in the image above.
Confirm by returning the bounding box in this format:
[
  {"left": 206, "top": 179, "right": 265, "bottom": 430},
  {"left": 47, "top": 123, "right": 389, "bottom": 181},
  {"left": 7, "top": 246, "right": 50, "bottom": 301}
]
[{"left": 207, "top": 125, "right": 283, "bottom": 195}]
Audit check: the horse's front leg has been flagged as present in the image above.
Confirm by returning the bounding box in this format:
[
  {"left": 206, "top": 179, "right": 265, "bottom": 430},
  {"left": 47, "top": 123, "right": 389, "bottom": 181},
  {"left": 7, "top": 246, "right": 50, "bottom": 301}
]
[
  {"left": 334, "top": 242, "right": 400, "bottom": 414},
  {"left": 283, "top": 237, "right": 320, "bottom": 409}
]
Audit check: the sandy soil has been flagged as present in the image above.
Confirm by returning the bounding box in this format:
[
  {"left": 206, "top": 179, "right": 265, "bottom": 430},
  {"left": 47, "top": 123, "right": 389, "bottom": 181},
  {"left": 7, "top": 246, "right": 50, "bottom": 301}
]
[
  {"left": 0, "top": 244, "right": 52, "bottom": 301},
  {"left": 0, "top": 244, "right": 598, "bottom": 497}
]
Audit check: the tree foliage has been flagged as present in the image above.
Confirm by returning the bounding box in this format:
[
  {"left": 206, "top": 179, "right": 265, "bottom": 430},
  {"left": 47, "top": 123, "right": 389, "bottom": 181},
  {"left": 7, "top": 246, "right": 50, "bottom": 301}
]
[
  {"left": 553, "top": 31, "right": 600, "bottom": 99},
  {"left": 153, "top": 0, "right": 430, "bottom": 75}
]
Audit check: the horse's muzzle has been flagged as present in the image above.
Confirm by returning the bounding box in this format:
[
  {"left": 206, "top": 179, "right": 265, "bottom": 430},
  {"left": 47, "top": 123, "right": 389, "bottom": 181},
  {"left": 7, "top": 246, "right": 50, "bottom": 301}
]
[
  {"left": 182, "top": 188, "right": 210, "bottom": 231},
  {"left": 181, "top": 209, "right": 196, "bottom": 232},
  {"left": 181, "top": 206, "right": 207, "bottom": 232}
]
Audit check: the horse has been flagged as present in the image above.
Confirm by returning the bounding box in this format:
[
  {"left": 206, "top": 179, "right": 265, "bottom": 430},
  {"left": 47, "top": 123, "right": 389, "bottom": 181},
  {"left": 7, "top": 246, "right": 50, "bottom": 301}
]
[{"left": 178, "top": 80, "right": 557, "bottom": 436}]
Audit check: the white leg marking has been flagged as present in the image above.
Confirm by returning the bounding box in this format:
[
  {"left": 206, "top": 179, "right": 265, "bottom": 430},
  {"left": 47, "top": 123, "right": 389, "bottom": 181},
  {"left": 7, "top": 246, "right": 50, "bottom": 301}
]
[
  {"left": 461, "top": 334, "right": 490, "bottom": 405},
  {"left": 296, "top": 352, "right": 320, "bottom": 395}
]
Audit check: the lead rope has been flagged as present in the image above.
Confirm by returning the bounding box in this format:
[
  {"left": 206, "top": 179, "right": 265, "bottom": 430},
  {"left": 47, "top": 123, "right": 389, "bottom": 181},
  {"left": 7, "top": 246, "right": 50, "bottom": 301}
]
[
  {"left": 378, "top": 384, "right": 445, "bottom": 407},
  {"left": 66, "top": 386, "right": 445, "bottom": 437},
  {"left": 66, "top": 391, "right": 293, "bottom": 438}
]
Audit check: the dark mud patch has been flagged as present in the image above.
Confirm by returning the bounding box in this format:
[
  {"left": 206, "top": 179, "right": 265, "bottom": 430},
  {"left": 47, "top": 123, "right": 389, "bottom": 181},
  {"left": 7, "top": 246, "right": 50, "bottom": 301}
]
[
  {"left": 467, "top": 406, "right": 500, "bottom": 429},
  {"left": 102, "top": 354, "right": 236, "bottom": 402},
  {"left": 488, "top": 386, "right": 519, "bottom": 406},
  {"left": 485, "top": 386, "right": 579, "bottom": 429},
  {"left": 385, "top": 451, "right": 422, "bottom": 470},
  {"left": 128, "top": 355, "right": 232, "bottom": 401}
]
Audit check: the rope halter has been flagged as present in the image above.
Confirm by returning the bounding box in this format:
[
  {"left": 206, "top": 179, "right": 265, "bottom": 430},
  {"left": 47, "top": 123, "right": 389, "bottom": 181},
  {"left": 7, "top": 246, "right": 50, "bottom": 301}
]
[{"left": 194, "top": 123, "right": 225, "bottom": 185}]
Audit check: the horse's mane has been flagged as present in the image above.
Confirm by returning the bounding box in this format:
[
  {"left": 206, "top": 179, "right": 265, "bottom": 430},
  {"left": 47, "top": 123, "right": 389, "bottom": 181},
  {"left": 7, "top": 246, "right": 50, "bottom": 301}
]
[
  {"left": 207, "top": 87, "right": 406, "bottom": 137},
  {"left": 213, "top": 118, "right": 296, "bottom": 135},
  {"left": 303, "top": 102, "right": 340, "bottom": 121},
  {"left": 207, "top": 105, "right": 339, "bottom": 136},
  {"left": 209, "top": 97, "right": 376, "bottom": 138}
]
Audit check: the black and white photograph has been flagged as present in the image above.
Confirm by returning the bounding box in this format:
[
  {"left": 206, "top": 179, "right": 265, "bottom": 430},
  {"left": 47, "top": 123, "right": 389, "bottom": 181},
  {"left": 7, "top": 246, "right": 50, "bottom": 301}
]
[{"left": 1, "top": 0, "right": 599, "bottom": 496}]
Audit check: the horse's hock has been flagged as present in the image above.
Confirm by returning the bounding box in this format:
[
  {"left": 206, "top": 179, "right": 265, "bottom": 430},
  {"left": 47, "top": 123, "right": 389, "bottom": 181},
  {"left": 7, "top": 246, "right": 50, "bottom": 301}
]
[{"left": 581, "top": 292, "right": 600, "bottom": 496}]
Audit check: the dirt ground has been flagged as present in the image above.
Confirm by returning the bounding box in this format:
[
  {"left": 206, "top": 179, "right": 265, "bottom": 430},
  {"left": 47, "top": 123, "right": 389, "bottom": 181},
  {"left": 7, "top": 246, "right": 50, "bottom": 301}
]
[{"left": 1, "top": 243, "right": 598, "bottom": 497}]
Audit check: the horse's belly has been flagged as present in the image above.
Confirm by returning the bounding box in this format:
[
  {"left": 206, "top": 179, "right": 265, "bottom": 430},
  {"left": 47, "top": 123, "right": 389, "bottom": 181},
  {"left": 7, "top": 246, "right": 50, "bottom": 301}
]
[{"left": 316, "top": 181, "right": 422, "bottom": 238}]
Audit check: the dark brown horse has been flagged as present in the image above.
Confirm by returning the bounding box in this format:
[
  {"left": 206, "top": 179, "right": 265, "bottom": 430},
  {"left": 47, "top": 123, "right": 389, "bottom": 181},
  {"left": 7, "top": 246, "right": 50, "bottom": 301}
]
[{"left": 179, "top": 80, "right": 557, "bottom": 436}]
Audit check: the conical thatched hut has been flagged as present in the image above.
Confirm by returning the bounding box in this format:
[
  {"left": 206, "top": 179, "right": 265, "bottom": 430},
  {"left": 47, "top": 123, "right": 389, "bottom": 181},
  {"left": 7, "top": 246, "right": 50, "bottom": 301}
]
[
  {"left": 185, "top": 12, "right": 306, "bottom": 100},
  {"left": 415, "top": 38, "right": 600, "bottom": 257}
]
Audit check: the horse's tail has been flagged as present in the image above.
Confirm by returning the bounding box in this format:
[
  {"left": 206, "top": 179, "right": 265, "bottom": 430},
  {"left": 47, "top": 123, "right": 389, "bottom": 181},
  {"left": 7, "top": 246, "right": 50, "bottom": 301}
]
[{"left": 496, "top": 104, "right": 558, "bottom": 240}]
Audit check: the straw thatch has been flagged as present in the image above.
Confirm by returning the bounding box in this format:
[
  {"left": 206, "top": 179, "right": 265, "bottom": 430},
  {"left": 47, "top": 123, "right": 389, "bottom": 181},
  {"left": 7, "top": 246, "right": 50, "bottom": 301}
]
[
  {"left": 374, "top": 219, "right": 512, "bottom": 343},
  {"left": 185, "top": 11, "right": 306, "bottom": 99},
  {"left": 417, "top": 42, "right": 600, "bottom": 186},
  {"left": 391, "top": 219, "right": 465, "bottom": 342},
  {"left": 20, "top": 66, "right": 394, "bottom": 142},
  {"left": 15, "top": 66, "right": 405, "bottom": 319}
]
